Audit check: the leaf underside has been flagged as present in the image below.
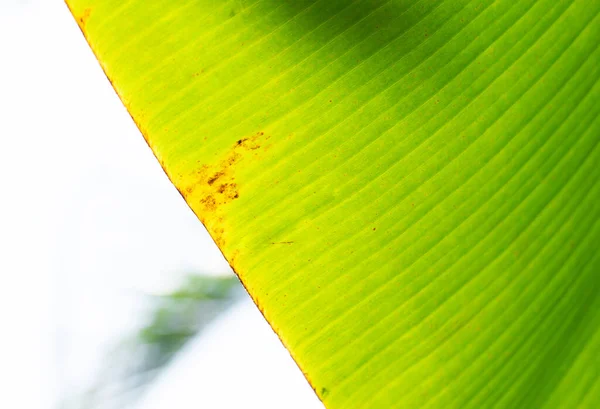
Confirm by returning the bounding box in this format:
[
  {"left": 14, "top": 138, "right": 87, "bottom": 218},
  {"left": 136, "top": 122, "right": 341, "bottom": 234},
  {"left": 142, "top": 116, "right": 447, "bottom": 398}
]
[{"left": 66, "top": 0, "right": 600, "bottom": 407}]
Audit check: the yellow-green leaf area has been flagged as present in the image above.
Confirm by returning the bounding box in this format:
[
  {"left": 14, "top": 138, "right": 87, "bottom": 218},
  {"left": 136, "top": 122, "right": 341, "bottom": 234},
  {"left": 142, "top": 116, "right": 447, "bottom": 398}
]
[{"left": 66, "top": 0, "right": 600, "bottom": 408}]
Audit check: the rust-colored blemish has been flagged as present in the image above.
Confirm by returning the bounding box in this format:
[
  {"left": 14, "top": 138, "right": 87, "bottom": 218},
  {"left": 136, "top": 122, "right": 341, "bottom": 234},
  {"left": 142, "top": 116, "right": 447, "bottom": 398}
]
[
  {"left": 180, "top": 131, "right": 267, "bottom": 247},
  {"left": 77, "top": 8, "right": 92, "bottom": 30},
  {"left": 207, "top": 171, "right": 224, "bottom": 185},
  {"left": 200, "top": 195, "right": 217, "bottom": 211}
]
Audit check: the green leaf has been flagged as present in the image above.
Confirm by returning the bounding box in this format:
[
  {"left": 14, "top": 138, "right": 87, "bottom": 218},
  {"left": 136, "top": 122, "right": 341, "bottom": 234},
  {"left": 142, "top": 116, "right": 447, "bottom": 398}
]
[{"left": 65, "top": 0, "right": 600, "bottom": 407}]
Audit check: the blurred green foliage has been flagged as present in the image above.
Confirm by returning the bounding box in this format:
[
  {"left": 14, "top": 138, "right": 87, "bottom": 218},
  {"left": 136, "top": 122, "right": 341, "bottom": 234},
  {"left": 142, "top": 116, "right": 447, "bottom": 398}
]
[
  {"left": 138, "top": 274, "right": 243, "bottom": 373},
  {"left": 71, "top": 273, "right": 242, "bottom": 409}
]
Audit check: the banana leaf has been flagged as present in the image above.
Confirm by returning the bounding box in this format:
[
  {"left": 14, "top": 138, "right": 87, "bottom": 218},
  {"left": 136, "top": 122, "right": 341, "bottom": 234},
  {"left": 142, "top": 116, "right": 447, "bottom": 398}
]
[{"left": 65, "top": 0, "right": 600, "bottom": 407}]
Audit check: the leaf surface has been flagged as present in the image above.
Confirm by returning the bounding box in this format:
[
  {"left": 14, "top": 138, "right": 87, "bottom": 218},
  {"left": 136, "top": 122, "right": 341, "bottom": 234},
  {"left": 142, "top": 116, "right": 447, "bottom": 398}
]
[{"left": 65, "top": 0, "right": 600, "bottom": 407}]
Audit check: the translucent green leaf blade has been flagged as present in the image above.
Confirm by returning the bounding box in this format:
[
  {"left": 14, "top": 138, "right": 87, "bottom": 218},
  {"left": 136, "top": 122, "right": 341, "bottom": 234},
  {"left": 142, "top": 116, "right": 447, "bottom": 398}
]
[{"left": 65, "top": 0, "right": 600, "bottom": 407}]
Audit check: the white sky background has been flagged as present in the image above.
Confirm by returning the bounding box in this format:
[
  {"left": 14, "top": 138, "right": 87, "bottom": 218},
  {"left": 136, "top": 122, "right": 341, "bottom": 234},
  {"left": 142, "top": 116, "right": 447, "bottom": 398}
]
[{"left": 0, "top": 1, "right": 323, "bottom": 408}]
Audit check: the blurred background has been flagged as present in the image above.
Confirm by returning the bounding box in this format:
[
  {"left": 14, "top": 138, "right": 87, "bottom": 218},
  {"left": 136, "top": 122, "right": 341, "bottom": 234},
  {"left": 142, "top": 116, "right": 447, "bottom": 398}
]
[{"left": 0, "top": 1, "right": 324, "bottom": 408}]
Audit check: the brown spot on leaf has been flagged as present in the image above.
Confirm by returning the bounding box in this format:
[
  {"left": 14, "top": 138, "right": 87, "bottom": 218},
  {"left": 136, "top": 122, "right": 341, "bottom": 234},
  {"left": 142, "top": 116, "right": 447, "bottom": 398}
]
[
  {"left": 180, "top": 131, "right": 268, "bottom": 246},
  {"left": 77, "top": 8, "right": 92, "bottom": 30},
  {"left": 200, "top": 195, "right": 217, "bottom": 211},
  {"left": 207, "top": 171, "right": 224, "bottom": 185}
]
